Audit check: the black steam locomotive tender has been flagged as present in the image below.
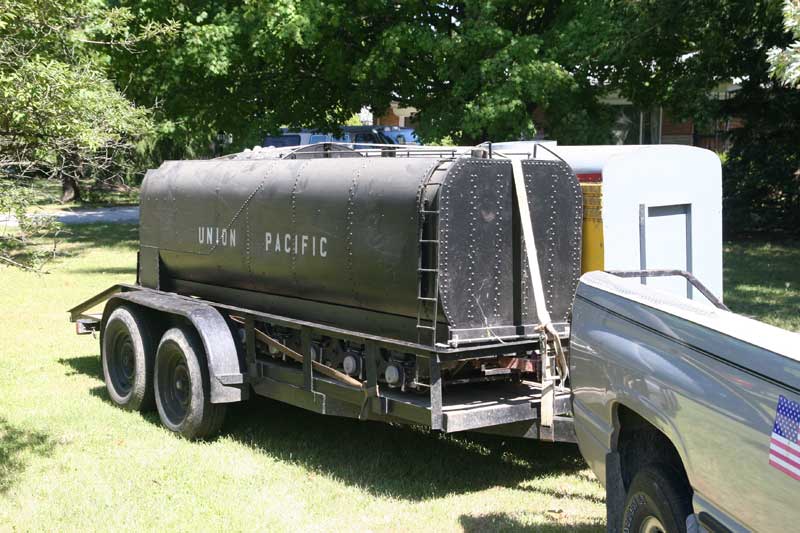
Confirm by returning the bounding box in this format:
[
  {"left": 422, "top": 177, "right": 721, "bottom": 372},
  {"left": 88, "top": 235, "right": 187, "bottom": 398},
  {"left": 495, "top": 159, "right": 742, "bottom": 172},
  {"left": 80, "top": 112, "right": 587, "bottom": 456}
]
[{"left": 70, "top": 148, "right": 582, "bottom": 441}]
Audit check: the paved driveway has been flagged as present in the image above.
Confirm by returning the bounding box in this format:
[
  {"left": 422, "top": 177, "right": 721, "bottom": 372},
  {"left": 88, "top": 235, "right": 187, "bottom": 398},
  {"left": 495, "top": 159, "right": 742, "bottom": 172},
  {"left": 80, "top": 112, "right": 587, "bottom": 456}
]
[{"left": 0, "top": 206, "right": 139, "bottom": 227}]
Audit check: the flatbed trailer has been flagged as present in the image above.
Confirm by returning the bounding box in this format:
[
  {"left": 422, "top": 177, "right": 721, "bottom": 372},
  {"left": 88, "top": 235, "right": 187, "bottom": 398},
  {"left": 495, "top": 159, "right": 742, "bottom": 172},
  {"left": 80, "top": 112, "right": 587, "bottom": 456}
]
[
  {"left": 68, "top": 145, "right": 586, "bottom": 442},
  {"left": 70, "top": 283, "right": 576, "bottom": 442}
]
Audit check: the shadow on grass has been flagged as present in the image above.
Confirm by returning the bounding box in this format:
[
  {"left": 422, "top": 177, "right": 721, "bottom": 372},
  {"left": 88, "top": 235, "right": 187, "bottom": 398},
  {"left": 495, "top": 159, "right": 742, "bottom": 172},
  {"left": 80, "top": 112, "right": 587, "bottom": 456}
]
[
  {"left": 10, "top": 222, "right": 139, "bottom": 266},
  {"left": 60, "top": 223, "right": 138, "bottom": 251},
  {"left": 529, "top": 485, "right": 606, "bottom": 505},
  {"left": 0, "top": 418, "right": 54, "bottom": 494},
  {"left": 16, "top": 178, "right": 139, "bottom": 207},
  {"left": 86, "top": 386, "right": 163, "bottom": 429},
  {"left": 83, "top": 379, "right": 594, "bottom": 503},
  {"left": 70, "top": 266, "right": 136, "bottom": 275},
  {"left": 60, "top": 355, "right": 101, "bottom": 380},
  {"left": 460, "top": 512, "right": 603, "bottom": 532},
  {"left": 221, "top": 397, "right": 590, "bottom": 501}
]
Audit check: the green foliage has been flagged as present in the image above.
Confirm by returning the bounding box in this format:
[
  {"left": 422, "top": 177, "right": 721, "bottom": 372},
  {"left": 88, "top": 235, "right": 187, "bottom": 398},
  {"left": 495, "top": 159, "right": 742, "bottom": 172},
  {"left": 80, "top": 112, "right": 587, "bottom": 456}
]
[
  {"left": 769, "top": 0, "right": 800, "bottom": 86},
  {"left": 4, "top": 0, "right": 791, "bottom": 238},
  {"left": 563, "top": 0, "right": 800, "bottom": 236},
  {"left": 723, "top": 85, "right": 800, "bottom": 237},
  {"left": 0, "top": 0, "right": 162, "bottom": 169},
  {"left": 561, "top": 0, "right": 789, "bottom": 120},
  {"left": 0, "top": 181, "right": 61, "bottom": 271},
  {"left": 343, "top": 114, "right": 364, "bottom": 127},
  {"left": 0, "top": 0, "right": 171, "bottom": 267},
  {"left": 108, "top": 1, "right": 615, "bottom": 152},
  {"left": 108, "top": 2, "right": 264, "bottom": 158}
]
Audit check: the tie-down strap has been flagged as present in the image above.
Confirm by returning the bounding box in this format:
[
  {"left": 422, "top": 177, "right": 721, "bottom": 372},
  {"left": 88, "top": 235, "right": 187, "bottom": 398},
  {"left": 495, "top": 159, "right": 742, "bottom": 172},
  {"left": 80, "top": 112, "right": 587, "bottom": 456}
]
[{"left": 511, "top": 159, "right": 570, "bottom": 426}]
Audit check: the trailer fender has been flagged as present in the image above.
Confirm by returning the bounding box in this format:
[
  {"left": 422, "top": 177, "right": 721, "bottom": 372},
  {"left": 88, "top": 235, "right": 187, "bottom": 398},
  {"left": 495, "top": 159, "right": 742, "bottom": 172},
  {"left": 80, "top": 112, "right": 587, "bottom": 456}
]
[{"left": 103, "top": 291, "right": 248, "bottom": 404}]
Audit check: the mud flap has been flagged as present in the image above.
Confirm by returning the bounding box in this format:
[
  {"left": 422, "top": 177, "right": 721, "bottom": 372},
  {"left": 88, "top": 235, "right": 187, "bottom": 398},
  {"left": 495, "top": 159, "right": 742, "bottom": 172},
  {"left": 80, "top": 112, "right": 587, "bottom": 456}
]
[{"left": 605, "top": 450, "right": 625, "bottom": 533}]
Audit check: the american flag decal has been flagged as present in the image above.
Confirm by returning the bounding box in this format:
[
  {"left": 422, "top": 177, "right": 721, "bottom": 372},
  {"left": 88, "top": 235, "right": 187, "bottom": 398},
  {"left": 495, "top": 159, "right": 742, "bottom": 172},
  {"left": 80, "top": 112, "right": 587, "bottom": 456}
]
[{"left": 770, "top": 395, "right": 800, "bottom": 481}]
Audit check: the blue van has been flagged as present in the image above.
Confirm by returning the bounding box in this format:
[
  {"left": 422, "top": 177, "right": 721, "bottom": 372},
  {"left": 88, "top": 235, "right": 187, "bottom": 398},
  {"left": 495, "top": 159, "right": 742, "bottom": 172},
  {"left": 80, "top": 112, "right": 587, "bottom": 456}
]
[
  {"left": 263, "top": 127, "right": 395, "bottom": 148},
  {"left": 380, "top": 126, "right": 420, "bottom": 145}
]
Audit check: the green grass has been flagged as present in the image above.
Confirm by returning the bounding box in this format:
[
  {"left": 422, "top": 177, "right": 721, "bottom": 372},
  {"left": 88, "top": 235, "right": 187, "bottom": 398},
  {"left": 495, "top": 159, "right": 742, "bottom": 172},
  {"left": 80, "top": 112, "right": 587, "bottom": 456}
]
[
  {"left": 723, "top": 240, "right": 800, "bottom": 332},
  {"left": 1, "top": 228, "right": 797, "bottom": 532},
  {"left": 0, "top": 223, "right": 605, "bottom": 532}
]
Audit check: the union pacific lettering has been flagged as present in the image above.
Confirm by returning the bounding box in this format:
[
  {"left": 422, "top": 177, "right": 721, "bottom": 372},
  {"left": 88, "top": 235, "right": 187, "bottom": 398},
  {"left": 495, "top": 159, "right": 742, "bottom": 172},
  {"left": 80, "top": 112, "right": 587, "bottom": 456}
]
[
  {"left": 265, "top": 232, "right": 327, "bottom": 258},
  {"left": 198, "top": 226, "right": 237, "bottom": 248}
]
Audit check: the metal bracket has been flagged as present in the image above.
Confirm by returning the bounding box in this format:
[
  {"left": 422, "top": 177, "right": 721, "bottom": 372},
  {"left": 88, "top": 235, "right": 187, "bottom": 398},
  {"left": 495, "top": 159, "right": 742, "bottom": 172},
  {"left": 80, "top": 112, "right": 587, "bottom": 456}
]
[
  {"left": 359, "top": 342, "right": 382, "bottom": 420},
  {"left": 301, "top": 326, "right": 313, "bottom": 392},
  {"left": 429, "top": 356, "right": 443, "bottom": 430},
  {"left": 245, "top": 316, "right": 256, "bottom": 370}
]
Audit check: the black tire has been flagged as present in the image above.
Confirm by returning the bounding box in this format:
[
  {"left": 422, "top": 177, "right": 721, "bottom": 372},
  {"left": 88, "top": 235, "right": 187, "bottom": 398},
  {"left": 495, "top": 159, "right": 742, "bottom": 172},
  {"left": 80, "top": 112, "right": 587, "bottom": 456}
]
[
  {"left": 622, "top": 465, "right": 692, "bottom": 533},
  {"left": 154, "top": 326, "right": 226, "bottom": 439},
  {"left": 102, "top": 305, "right": 155, "bottom": 411}
]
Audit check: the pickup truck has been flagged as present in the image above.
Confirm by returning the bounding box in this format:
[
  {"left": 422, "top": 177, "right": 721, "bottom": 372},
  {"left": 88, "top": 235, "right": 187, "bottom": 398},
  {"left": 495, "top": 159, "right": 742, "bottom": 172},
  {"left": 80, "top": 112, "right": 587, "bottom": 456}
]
[{"left": 571, "top": 271, "right": 800, "bottom": 532}]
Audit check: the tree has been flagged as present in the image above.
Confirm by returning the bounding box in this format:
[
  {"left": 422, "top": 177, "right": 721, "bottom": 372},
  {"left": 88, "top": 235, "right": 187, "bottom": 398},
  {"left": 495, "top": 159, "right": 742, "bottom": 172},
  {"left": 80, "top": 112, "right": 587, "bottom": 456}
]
[
  {"left": 109, "top": 1, "right": 615, "bottom": 153},
  {"left": 559, "top": 1, "right": 789, "bottom": 119},
  {"left": 107, "top": 1, "right": 799, "bottom": 238},
  {"left": 0, "top": 0, "right": 169, "bottom": 268},
  {"left": 0, "top": 1, "right": 163, "bottom": 201},
  {"left": 561, "top": 0, "right": 799, "bottom": 236},
  {"left": 769, "top": 0, "right": 800, "bottom": 86}
]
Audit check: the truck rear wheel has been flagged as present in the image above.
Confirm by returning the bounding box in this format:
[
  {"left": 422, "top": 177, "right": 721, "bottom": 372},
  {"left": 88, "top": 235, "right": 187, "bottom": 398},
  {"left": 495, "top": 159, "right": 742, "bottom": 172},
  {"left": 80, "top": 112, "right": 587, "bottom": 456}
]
[
  {"left": 102, "top": 306, "right": 155, "bottom": 411},
  {"left": 154, "top": 326, "right": 226, "bottom": 439},
  {"left": 622, "top": 465, "right": 692, "bottom": 533}
]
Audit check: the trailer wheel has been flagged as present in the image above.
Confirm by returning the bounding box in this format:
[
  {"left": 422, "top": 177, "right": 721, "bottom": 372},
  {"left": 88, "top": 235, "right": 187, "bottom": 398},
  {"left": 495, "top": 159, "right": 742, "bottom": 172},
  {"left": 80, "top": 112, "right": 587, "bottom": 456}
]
[
  {"left": 102, "top": 306, "right": 155, "bottom": 411},
  {"left": 154, "top": 326, "right": 226, "bottom": 439},
  {"left": 622, "top": 465, "right": 692, "bottom": 533}
]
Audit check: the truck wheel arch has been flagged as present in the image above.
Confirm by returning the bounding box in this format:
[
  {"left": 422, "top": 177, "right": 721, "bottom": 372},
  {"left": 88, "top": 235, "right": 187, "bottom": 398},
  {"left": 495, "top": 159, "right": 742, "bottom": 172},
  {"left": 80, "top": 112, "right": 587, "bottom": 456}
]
[
  {"left": 101, "top": 291, "right": 248, "bottom": 404},
  {"left": 612, "top": 404, "right": 691, "bottom": 491},
  {"left": 604, "top": 402, "right": 694, "bottom": 532}
]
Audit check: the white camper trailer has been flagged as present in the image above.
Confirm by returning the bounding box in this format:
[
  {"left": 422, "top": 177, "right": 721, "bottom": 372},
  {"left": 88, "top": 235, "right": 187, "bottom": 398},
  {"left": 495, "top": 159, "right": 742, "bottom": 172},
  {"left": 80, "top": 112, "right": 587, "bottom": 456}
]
[{"left": 492, "top": 142, "right": 723, "bottom": 303}]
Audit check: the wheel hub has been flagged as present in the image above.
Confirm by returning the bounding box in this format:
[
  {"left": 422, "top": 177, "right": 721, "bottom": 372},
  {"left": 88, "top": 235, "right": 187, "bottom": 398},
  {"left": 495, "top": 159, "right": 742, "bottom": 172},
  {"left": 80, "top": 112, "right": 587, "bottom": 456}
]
[
  {"left": 640, "top": 516, "right": 665, "bottom": 533},
  {"left": 108, "top": 326, "right": 136, "bottom": 396},
  {"left": 157, "top": 342, "right": 192, "bottom": 426},
  {"left": 173, "top": 364, "right": 191, "bottom": 407}
]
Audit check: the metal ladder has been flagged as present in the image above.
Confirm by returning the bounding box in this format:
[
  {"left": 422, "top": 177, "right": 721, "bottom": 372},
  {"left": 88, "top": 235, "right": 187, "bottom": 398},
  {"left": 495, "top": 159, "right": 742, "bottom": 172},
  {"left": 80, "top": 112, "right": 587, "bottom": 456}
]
[{"left": 415, "top": 161, "right": 451, "bottom": 345}]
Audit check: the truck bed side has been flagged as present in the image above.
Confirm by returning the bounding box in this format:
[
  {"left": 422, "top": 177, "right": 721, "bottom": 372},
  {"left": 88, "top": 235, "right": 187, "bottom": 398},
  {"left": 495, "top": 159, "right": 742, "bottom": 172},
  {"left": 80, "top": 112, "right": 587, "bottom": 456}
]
[{"left": 571, "top": 271, "right": 800, "bottom": 532}]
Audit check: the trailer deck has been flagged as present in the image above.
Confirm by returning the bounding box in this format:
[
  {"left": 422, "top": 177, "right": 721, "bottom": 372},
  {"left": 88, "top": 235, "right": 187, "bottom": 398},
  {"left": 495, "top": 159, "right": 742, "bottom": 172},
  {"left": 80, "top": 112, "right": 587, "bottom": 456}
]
[{"left": 70, "top": 283, "right": 575, "bottom": 442}]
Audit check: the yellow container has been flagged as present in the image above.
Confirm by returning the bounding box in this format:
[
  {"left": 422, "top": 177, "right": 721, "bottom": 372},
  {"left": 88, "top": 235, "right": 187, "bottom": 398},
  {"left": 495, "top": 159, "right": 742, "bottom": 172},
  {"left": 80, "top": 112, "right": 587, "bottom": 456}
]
[{"left": 580, "top": 183, "right": 604, "bottom": 272}]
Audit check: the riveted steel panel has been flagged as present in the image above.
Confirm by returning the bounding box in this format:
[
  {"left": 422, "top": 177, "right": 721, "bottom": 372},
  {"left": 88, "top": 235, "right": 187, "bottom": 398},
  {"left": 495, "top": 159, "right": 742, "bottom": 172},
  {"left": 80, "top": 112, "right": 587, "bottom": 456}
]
[
  {"left": 438, "top": 159, "right": 514, "bottom": 336},
  {"left": 519, "top": 159, "right": 583, "bottom": 325},
  {"left": 438, "top": 159, "right": 581, "bottom": 342},
  {"left": 140, "top": 158, "right": 439, "bottom": 322}
]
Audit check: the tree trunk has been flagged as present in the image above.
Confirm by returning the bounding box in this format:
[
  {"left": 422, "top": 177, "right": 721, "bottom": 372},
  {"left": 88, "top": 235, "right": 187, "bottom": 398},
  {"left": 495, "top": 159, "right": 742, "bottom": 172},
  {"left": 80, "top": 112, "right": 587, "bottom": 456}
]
[
  {"left": 61, "top": 174, "right": 81, "bottom": 203},
  {"left": 60, "top": 152, "right": 83, "bottom": 203}
]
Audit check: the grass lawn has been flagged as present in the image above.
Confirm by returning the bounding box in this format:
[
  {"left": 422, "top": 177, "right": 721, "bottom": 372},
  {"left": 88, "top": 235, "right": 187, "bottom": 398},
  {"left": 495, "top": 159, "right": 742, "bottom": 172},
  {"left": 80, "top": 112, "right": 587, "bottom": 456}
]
[
  {"left": 0, "top": 223, "right": 604, "bottom": 532},
  {"left": 723, "top": 240, "right": 800, "bottom": 332},
  {"left": 0, "top": 227, "right": 797, "bottom": 532}
]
